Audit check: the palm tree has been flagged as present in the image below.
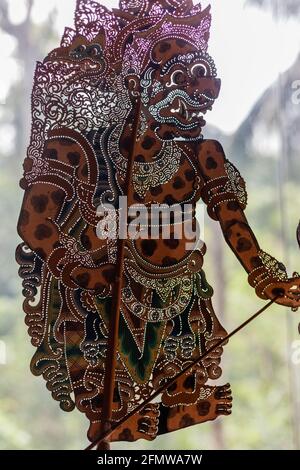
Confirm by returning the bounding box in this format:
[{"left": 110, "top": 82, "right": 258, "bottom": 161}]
[
  {"left": 239, "top": 0, "right": 300, "bottom": 450},
  {"left": 232, "top": 52, "right": 300, "bottom": 176},
  {"left": 248, "top": 0, "right": 300, "bottom": 16}
]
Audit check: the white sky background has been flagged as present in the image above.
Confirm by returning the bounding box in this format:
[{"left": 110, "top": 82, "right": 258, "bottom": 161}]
[{"left": 1, "top": 0, "right": 300, "bottom": 134}]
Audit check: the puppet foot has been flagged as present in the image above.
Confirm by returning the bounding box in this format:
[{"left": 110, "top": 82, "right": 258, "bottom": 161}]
[
  {"left": 197, "top": 383, "right": 232, "bottom": 418},
  {"left": 110, "top": 403, "right": 160, "bottom": 442},
  {"left": 158, "top": 383, "right": 232, "bottom": 435},
  {"left": 106, "top": 385, "right": 233, "bottom": 442},
  {"left": 214, "top": 383, "right": 232, "bottom": 416}
]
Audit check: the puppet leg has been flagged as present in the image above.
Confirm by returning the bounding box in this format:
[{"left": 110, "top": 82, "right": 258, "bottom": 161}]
[
  {"left": 110, "top": 404, "right": 160, "bottom": 442},
  {"left": 109, "top": 384, "right": 232, "bottom": 442},
  {"left": 157, "top": 383, "right": 232, "bottom": 435}
]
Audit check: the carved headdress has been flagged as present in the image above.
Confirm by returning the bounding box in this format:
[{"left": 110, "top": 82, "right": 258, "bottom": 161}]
[
  {"left": 62, "top": 0, "right": 211, "bottom": 71},
  {"left": 25, "top": 0, "right": 212, "bottom": 166}
]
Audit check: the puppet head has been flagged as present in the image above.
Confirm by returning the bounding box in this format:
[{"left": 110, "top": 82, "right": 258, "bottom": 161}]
[
  {"left": 120, "top": 1, "right": 221, "bottom": 141},
  {"left": 28, "top": 0, "right": 220, "bottom": 163}
]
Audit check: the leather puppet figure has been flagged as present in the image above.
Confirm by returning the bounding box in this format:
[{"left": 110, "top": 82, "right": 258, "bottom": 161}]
[{"left": 16, "top": 0, "right": 300, "bottom": 447}]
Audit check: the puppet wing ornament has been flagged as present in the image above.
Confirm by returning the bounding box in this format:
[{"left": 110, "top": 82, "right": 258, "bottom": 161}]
[{"left": 16, "top": 0, "right": 300, "bottom": 449}]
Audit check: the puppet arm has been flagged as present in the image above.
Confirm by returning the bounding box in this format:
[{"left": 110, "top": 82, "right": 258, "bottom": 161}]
[
  {"left": 17, "top": 135, "right": 114, "bottom": 292},
  {"left": 197, "top": 139, "right": 300, "bottom": 309}
]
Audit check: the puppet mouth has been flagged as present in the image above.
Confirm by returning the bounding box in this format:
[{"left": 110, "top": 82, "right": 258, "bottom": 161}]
[
  {"left": 170, "top": 97, "right": 212, "bottom": 126},
  {"left": 149, "top": 90, "right": 214, "bottom": 129}
]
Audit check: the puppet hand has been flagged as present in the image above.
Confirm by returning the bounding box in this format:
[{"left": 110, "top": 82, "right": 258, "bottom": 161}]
[{"left": 264, "top": 275, "right": 300, "bottom": 310}]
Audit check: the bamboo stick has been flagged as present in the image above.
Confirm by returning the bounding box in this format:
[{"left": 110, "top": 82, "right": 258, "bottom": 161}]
[{"left": 97, "top": 97, "right": 142, "bottom": 450}]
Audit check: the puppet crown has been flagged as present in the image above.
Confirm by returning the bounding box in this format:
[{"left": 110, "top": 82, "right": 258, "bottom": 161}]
[{"left": 60, "top": 0, "right": 211, "bottom": 74}]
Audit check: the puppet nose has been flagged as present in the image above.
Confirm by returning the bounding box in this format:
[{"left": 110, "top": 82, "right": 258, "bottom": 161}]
[
  {"left": 190, "top": 77, "right": 221, "bottom": 100},
  {"left": 212, "top": 78, "right": 221, "bottom": 98}
]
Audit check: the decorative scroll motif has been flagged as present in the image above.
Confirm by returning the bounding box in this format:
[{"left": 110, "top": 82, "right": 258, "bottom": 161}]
[
  {"left": 224, "top": 162, "right": 248, "bottom": 208},
  {"left": 125, "top": 262, "right": 184, "bottom": 302},
  {"left": 17, "top": 0, "right": 233, "bottom": 445},
  {"left": 122, "top": 273, "right": 193, "bottom": 322},
  {"left": 258, "top": 251, "right": 288, "bottom": 281},
  {"left": 132, "top": 143, "right": 182, "bottom": 197}
]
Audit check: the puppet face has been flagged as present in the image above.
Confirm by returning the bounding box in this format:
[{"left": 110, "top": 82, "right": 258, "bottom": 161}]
[{"left": 141, "top": 39, "right": 220, "bottom": 141}]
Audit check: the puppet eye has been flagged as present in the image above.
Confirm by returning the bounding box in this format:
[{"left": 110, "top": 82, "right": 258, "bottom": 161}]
[
  {"left": 77, "top": 45, "right": 86, "bottom": 54},
  {"left": 173, "top": 70, "right": 187, "bottom": 85},
  {"left": 191, "top": 63, "right": 209, "bottom": 78},
  {"left": 88, "top": 45, "right": 102, "bottom": 57},
  {"left": 70, "top": 44, "right": 86, "bottom": 58},
  {"left": 166, "top": 69, "right": 187, "bottom": 87}
]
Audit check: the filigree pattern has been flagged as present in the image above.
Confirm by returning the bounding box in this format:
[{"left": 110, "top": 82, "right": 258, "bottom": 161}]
[{"left": 224, "top": 162, "right": 248, "bottom": 208}]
